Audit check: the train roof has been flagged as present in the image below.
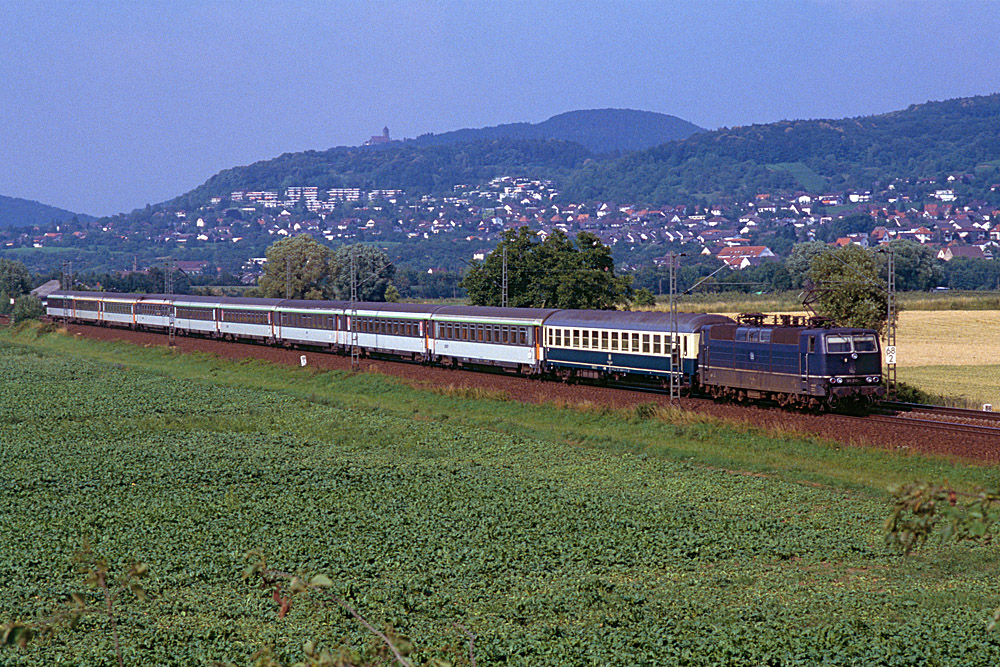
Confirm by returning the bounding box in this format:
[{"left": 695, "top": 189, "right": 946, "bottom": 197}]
[
  {"left": 544, "top": 310, "right": 735, "bottom": 333},
  {"left": 433, "top": 305, "right": 560, "bottom": 324},
  {"left": 49, "top": 290, "right": 142, "bottom": 300}
]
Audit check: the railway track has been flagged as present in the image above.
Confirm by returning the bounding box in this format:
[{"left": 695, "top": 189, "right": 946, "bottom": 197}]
[
  {"left": 866, "top": 413, "right": 1000, "bottom": 437},
  {"left": 883, "top": 401, "right": 1000, "bottom": 425}
]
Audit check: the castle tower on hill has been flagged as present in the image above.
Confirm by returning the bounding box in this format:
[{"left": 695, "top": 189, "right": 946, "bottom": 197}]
[{"left": 364, "top": 126, "right": 390, "bottom": 146}]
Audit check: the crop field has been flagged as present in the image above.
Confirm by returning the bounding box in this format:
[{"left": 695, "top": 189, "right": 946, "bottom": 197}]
[
  {"left": 3, "top": 328, "right": 1000, "bottom": 664},
  {"left": 893, "top": 310, "right": 1000, "bottom": 406}
]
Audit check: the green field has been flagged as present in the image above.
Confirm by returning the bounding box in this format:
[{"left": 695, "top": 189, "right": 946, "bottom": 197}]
[{"left": 3, "top": 325, "right": 1000, "bottom": 665}]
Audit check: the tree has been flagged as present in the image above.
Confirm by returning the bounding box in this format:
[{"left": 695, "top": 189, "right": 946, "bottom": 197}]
[
  {"left": 12, "top": 294, "right": 44, "bottom": 323},
  {"left": 257, "top": 236, "right": 335, "bottom": 300},
  {"left": 784, "top": 241, "right": 830, "bottom": 289},
  {"left": 0, "top": 259, "right": 32, "bottom": 300},
  {"left": 632, "top": 288, "right": 656, "bottom": 308},
  {"left": 330, "top": 244, "right": 396, "bottom": 302},
  {"left": 807, "top": 244, "right": 889, "bottom": 334},
  {"left": 884, "top": 239, "right": 943, "bottom": 291},
  {"left": 462, "top": 227, "right": 631, "bottom": 309},
  {"left": 383, "top": 284, "right": 400, "bottom": 303}
]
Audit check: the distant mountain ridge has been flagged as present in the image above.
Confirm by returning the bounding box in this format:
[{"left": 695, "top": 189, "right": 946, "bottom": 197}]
[
  {"left": 560, "top": 93, "right": 1000, "bottom": 202},
  {"left": 169, "top": 95, "right": 1000, "bottom": 211},
  {"left": 408, "top": 109, "right": 706, "bottom": 153},
  {"left": 0, "top": 194, "right": 94, "bottom": 229}
]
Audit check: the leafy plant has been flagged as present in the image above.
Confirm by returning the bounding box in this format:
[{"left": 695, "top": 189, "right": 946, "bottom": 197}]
[{"left": 2, "top": 539, "right": 147, "bottom": 667}]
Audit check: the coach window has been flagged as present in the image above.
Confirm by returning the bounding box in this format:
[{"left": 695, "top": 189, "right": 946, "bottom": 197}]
[
  {"left": 554, "top": 329, "right": 562, "bottom": 347},
  {"left": 570, "top": 329, "right": 578, "bottom": 348},
  {"left": 632, "top": 332, "right": 640, "bottom": 351},
  {"left": 581, "top": 330, "right": 589, "bottom": 348},
  {"left": 601, "top": 331, "right": 609, "bottom": 350},
  {"left": 494, "top": 325, "right": 501, "bottom": 342},
  {"left": 477, "top": 325, "right": 484, "bottom": 342},
  {"left": 642, "top": 334, "right": 650, "bottom": 353},
  {"left": 610, "top": 331, "right": 619, "bottom": 351},
  {"left": 653, "top": 335, "right": 662, "bottom": 355}
]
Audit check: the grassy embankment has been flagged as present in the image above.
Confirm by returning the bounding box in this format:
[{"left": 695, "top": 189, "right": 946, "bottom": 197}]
[{"left": 2, "top": 323, "right": 1000, "bottom": 665}]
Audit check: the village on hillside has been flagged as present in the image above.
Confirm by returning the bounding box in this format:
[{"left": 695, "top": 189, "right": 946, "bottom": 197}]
[{"left": 5, "top": 173, "right": 1000, "bottom": 281}]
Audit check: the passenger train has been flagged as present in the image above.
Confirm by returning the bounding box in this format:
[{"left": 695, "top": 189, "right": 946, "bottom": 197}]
[{"left": 46, "top": 290, "right": 886, "bottom": 409}]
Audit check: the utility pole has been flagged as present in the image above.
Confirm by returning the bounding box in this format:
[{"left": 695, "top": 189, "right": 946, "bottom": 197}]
[
  {"left": 164, "top": 259, "right": 176, "bottom": 346},
  {"left": 885, "top": 246, "right": 896, "bottom": 400},
  {"left": 285, "top": 257, "right": 291, "bottom": 300},
  {"left": 60, "top": 261, "right": 72, "bottom": 322},
  {"left": 350, "top": 247, "right": 359, "bottom": 371},
  {"left": 501, "top": 244, "right": 508, "bottom": 308},
  {"left": 668, "top": 252, "right": 680, "bottom": 404}
]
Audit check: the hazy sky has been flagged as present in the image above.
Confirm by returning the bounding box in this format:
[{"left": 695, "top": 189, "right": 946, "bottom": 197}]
[{"left": 3, "top": 0, "right": 999, "bottom": 216}]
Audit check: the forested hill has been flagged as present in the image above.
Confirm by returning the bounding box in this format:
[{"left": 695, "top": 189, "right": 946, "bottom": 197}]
[
  {"left": 171, "top": 138, "right": 593, "bottom": 208},
  {"left": 171, "top": 94, "right": 1000, "bottom": 210},
  {"left": 408, "top": 109, "right": 705, "bottom": 153},
  {"left": 0, "top": 194, "right": 94, "bottom": 228},
  {"left": 560, "top": 94, "right": 1000, "bottom": 203}
]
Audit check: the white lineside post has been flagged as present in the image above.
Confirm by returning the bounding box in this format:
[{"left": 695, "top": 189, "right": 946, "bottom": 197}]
[
  {"left": 350, "top": 247, "right": 359, "bottom": 371},
  {"left": 668, "top": 251, "right": 680, "bottom": 404}
]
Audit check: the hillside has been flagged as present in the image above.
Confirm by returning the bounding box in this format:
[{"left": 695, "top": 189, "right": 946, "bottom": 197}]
[
  {"left": 171, "top": 95, "right": 1000, "bottom": 211},
  {"left": 408, "top": 108, "right": 705, "bottom": 153},
  {"left": 560, "top": 94, "right": 1000, "bottom": 202},
  {"left": 171, "top": 137, "right": 592, "bottom": 208},
  {"left": 0, "top": 194, "right": 94, "bottom": 228}
]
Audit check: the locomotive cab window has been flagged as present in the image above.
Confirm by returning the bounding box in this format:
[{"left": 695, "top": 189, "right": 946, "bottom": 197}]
[
  {"left": 760, "top": 330, "right": 771, "bottom": 343},
  {"left": 825, "top": 335, "right": 851, "bottom": 353},
  {"left": 853, "top": 335, "right": 878, "bottom": 352},
  {"left": 808, "top": 336, "right": 816, "bottom": 353}
]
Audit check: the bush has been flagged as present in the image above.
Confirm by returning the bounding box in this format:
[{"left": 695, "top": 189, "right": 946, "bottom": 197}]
[{"left": 12, "top": 295, "right": 44, "bottom": 323}]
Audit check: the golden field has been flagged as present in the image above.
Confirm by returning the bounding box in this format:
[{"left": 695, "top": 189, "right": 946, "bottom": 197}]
[{"left": 893, "top": 310, "right": 1000, "bottom": 406}]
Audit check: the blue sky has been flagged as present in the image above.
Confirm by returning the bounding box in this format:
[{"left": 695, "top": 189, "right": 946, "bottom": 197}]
[{"left": 2, "top": 0, "right": 999, "bottom": 216}]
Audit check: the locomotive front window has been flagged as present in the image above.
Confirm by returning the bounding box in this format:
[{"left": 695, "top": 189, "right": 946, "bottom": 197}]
[
  {"left": 853, "top": 335, "right": 878, "bottom": 352},
  {"left": 825, "top": 335, "right": 852, "bottom": 353}
]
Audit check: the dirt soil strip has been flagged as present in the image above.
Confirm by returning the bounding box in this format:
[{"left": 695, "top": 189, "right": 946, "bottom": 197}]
[{"left": 59, "top": 323, "right": 1000, "bottom": 465}]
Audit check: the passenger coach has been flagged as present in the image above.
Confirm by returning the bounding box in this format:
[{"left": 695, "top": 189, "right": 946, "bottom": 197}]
[{"left": 543, "top": 310, "right": 734, "bottom": 386}]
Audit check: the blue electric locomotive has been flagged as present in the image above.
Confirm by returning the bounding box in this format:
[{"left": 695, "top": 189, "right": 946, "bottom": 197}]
[{"left": 699, "top": 315, "right": 885, "bottom": 408}]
